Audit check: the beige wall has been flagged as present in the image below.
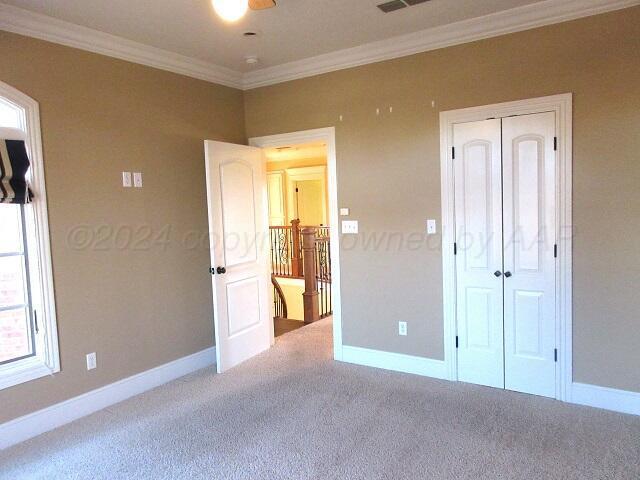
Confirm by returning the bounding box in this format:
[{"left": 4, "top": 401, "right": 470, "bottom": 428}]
[
  {"left": 1, "top": 7, "right": 639, "bottom": 425},
  {"left": 244, "top": 8, "right": 640, "bottom": 393},
  {"left": 0, "top": 32, "right": 246, "bottom": 423}
]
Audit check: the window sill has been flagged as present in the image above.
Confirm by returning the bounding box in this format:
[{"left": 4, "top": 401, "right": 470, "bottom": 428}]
[{"left": 0, "top": 356, "right": 59, "bottom": 391}]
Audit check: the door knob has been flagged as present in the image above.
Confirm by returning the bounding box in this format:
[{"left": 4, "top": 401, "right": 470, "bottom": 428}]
[
  {"left": 216, "top": 266, "right": 226, "bottom": 274},
  {"left": 494, "top": 271, "right": 502, "bottom": 277},
  {"left": 504, "top": 271, "right": 512, "bottom": 278}
]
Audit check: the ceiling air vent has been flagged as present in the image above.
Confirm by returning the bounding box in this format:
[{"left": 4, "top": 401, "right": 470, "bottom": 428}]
[
  {"left": 377, "top": 0, "right": 430, "bottom": 13},
  {"left": 377, "top": 0, "right": 407, "bottom": 13}
]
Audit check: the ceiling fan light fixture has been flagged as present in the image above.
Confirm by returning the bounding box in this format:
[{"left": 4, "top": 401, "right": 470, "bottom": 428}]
[{"left": 212, "top": 0, "right": 249, "bottom": 22}]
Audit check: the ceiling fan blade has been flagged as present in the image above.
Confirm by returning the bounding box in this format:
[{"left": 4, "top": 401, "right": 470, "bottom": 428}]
[{"left": 249, "top": 0, "right": 276, "bottom": 10}]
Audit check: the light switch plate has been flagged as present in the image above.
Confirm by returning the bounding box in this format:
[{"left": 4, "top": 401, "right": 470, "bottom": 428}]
[
  {"left": 122, "top": 172, "right": 132, "bottom": 188},
  {"left": 133, "top": 172, "right": 143, "bottom": 188},
  {"left": 427, "top": 219, "right": 437, "bottom": 235},
  {"left": 340, "top": 207, "right": 350, "bottom": 216},
  {"left": 341, "top": 220, "right": 358, "bottom": 234}
]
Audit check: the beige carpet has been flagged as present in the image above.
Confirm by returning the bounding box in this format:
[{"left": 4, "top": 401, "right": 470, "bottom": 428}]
[{"left": 1, "top": 318, "right": 639, "bottom": 479}]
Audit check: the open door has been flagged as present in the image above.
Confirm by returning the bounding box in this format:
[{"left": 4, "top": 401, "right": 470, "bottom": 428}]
[{"left": 204, "top": 141, "right": 271, "bottom": 373}]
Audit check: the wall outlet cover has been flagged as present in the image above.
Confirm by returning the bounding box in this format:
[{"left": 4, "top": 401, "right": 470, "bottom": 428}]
[
  {"left": 398, "top": 321, "right": 407, "bottom": 336},
  {"left": 86, "top": 352, "right": 97, "bottom": 370},
  {"left": 122, "top": 172, "right": 132, "bottom": 188},
  {"left": 427, "top": 219, "right": 437, "bottom": 234}
]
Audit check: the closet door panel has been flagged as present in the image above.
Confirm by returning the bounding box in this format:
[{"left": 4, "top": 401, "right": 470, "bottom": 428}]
[
  {"left": 453, "top": 119, "right": 505, "bottom": 389},
  {"left": 502, "top": 112, "right": 557, "bottom": 398}
]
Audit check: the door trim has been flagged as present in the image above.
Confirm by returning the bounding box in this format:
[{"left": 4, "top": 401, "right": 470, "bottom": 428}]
[
  {"left": 439, "top": 94, "right": 573, "bottom": 401},
  {"left": 249, "top": 128, "right": 343, "bottom": 361}
]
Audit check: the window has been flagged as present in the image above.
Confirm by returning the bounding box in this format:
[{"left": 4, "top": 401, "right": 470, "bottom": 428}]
[{"left": 0, "top": 82, "right": 59, "bottom": 390}]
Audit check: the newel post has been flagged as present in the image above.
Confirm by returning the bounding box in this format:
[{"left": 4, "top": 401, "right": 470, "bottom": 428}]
[
  {"left": 301, "top": 227, "right": 320, "bottom": 324},
  {"left": 290, "top": 219, "right": 302, "bottom": 277}
]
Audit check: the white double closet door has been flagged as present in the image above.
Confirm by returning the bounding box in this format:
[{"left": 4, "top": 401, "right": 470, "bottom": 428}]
[{"left": 454, "top": 112, "right": 557, "bottom": 398}]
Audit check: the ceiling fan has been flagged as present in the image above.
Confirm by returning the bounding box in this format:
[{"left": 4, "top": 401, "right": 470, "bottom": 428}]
[{"left": 212, "top": 0, "right": 276, "bottom": 22}]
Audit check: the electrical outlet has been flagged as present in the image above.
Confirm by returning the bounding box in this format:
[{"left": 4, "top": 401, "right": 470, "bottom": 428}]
[
  {"left": 122, "top": 172, "right": 132, "bottom": 187},
  {"left": 398, "top": 321, "right": 407, "bottom": 336},
  {"left": 133, "top": 172, "right": 143, "bottom": 188},
  {"left": 86, "top": 352, "right": 97, "bottom": 370}
]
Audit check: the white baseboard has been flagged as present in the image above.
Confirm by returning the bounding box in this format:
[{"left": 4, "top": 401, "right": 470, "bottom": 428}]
[
  {"left": 571, "top": 382, "right": 640, "bottom": 416},
  {"left": 0, "top": 346, "right": 216, "bottom": 450},
  {"left": 341, "top": 345, "right": 448, "bottom": 380},
  {"left": 341, "top": 346, "right": 640, "bottom": 417}
]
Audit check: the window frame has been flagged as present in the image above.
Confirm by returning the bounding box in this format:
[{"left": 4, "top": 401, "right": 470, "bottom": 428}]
[{"left": 0, "top": 80, "right": 59, "bottom": 390}]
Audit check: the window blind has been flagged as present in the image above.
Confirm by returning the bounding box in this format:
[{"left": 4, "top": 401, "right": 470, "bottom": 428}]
[{"left": 0, "top": 138, "right": 33, "bottom": 204}]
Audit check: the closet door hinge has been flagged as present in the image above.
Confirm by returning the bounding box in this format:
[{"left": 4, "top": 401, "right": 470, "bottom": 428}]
[
  {"left": 452, "top": 146, "right": 455, "bottom": 159},
  {"left": 454, "top": 242, "right": 457, "bottom": 255},
  {"left": 455, "top": 336, "right": 459, "bottom": 349},
  {"left": 554, "top": 244, "right": 558, "bottom": 258},
  {"left": 554, "top": 348, "right": 558, "bottom": 363},
  {"left": 554, "top": 137, "right": 558, "bottom": 151}
]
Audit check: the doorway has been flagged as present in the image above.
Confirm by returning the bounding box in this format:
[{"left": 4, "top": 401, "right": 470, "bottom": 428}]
[
  {"left": 263, "top": 144, "right": 330, "bottom": 337},
  {"left": 204, "top": 128, "right": 342, "bottom": 373},
  {"left": 440, "top": 95, "right": 573, "bottom": 401}
]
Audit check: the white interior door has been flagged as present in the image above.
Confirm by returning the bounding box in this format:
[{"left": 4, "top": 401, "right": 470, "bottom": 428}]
[
  {"left": 295, "top": 179, "right": 325, "bottom": 225},
  {"left": 204, "top": 141, "right": 271, "bottom": 373},
  {"left": 453, "top": 119, "right": 505, "bottom": 389},
  {"left": 502, "top": 112, "right": 557, "bottom": 398}
]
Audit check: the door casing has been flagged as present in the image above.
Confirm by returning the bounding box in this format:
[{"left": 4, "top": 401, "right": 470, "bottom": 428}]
[{"left": 439, "top": 94, "right": 573, "bottom": 401}]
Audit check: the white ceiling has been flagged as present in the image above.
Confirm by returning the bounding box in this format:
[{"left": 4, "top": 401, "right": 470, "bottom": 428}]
[
  {"left": 2, "top": 0, "right": 542, "bottom": 72},
  {"left": 1, "top": 0, "right": 636, "bottom": 88},
  {"left": 265, "top": 142, "right": 327, "bottom": 162}
]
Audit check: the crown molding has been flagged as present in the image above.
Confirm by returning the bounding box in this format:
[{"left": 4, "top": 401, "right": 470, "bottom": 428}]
[
  {"left": 242, "top": 0, "right": 640, "bottom": 89},
  {"left": 1, "top": 0, "right": 638, "bottom": 91},
  {"left": 0, "top": 3, "right": 244, "bottom": 89}
]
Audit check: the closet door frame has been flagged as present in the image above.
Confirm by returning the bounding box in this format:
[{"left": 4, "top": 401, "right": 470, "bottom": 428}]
[{"left": 439, "top": 94, "right": 573, "bottom": 401}]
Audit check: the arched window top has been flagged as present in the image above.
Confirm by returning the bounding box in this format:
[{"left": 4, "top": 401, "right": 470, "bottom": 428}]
[
  {"left": 0, "top": 96, "right": 23, "bottom": 130},
  {"left": 0, "top": 80, "right": 37, "bottom": 132}
]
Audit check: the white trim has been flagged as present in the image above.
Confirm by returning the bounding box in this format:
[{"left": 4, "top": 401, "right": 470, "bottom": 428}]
[
  {"left": 0, "top": 80, "right": 60, "bottom": 391},
  {"left": 341, "top": 345, "right": 448, "bottom": 380},
  {"left": 242, "top": 0, "right": 639, "bottom": 89},
  {"left": 571, "top": 383, "right": 640, "bottom": 416},
  {"left": 1, "top": 1, "right": 637, "bottom": 90},
  {"left": 339, "top": 351, "right": 640, "bottom": 418},
  {"left": 249, "top": 128, "right": 343, "bottom": 360},
  {"left": 0, "top": 4, "right": 243, "bottom": 89},
  {"left": 439, "top": 93, "right": 573, "bottom": 401},
  {"left": 0, "top": 346, "right": 216, "bottom": 450}
]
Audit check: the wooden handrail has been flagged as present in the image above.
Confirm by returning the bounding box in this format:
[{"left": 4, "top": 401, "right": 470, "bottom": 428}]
[
  {"left": 270, "top": 222, "right": 330, "bottom": 284},
  {"left": 271, "top": 275, "right": 288, "bottom": 319}
]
